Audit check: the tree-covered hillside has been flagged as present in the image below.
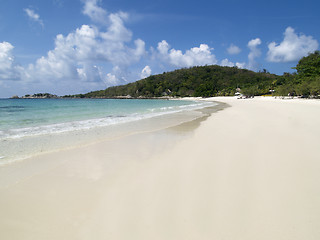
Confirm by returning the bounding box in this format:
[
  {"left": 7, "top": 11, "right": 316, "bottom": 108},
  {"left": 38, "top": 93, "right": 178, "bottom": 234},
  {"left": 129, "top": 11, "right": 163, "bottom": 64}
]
[
  {"left": 66, "top": 51, "right": 320, "bottom": 98},
  {"left": 275, "top": 51, "right": 320, "bottom": 97},
  {"left": 74, "top": 66, "right": 277, "bottom": 98}
]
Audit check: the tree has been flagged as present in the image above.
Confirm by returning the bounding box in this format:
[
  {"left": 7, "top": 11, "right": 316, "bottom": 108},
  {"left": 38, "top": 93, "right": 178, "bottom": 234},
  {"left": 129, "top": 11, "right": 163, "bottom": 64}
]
[{"left": 293, "top": 51, "right": 320, "bottom": 77}]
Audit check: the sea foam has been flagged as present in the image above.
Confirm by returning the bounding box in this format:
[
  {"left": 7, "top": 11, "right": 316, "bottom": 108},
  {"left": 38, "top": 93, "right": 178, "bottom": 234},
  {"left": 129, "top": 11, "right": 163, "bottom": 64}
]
[{"left": 0, "top": 99, "right": 215, "bottom": 140}]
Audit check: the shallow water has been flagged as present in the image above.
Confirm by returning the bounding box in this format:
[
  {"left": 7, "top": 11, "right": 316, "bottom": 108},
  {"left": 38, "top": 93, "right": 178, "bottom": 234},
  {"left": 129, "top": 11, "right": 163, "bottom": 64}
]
[
  {"left": 0, "top": 99, "right": 217, "bottom": 164},
  {"left": 0, "top": 98, "right": 212, "bottom": 139}
]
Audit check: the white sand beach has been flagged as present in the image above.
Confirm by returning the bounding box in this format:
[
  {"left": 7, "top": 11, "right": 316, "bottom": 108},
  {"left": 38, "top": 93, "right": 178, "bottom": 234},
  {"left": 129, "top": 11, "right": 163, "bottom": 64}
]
[{"left": 1, "top": 97, "right": 320, "bottom": 240}]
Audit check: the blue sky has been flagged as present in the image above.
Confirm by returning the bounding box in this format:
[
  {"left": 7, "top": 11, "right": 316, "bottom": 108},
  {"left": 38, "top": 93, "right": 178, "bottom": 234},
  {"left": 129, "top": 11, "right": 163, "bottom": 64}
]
[{"left": 0, "top": 0, "right": 319, "bottom": 98}]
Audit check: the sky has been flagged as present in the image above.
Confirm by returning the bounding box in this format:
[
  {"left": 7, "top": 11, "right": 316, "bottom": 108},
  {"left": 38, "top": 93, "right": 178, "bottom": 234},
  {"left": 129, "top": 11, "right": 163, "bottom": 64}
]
[{"left": 0, "top": 0, "right": 319, "bottom": 98}]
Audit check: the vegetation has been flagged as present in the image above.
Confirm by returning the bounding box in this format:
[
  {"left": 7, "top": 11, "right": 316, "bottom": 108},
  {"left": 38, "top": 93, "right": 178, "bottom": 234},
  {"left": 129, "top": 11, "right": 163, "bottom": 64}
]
[
  {"left": 273, "top": 51, "right": 320, "bottom": 98},
  {"left": 69, "top": 66, "right": 278, "bottom": 98},
  {"left": 65, "top": 51, "right": 320, "bottom": 99},
  {"left": 21, "top": 93, "right": 59, "bottom": 99}
]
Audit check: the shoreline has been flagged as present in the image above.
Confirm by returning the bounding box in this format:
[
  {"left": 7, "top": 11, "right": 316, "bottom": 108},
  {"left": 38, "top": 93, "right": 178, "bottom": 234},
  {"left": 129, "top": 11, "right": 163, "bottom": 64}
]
[
  {"left": 0, "top": 100, "right": 226, "bottom": 190},
  {"left": 1, "top": 97, "right": 320, "bottom": 239},
  {"left": 0, "top": 99, "right": 218, "bottom": 165}
]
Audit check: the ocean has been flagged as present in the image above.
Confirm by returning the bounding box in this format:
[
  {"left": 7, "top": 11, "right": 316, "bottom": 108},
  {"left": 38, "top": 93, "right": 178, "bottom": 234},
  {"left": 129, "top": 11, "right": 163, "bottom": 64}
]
[{"left": 0, "top": 98, "right": 215, "bottom": 164}]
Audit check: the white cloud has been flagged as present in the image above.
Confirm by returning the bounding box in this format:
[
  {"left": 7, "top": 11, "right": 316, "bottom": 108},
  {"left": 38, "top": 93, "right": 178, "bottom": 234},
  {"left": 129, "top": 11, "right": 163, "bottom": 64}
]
[
  {"left": 220, "top": 58, "right": 246, "bottom": 69},
  {"left": 220, "top": 58, "right": 235, "bottom": 67},
  {"left": 77, "top": 64, "right": 105, "bottom": 83},
  {"left": 24, "top": 10, "right": 145, "bottom": 86},
  {"left": 248, "top": 38, "right": 262, "bottom": 49},
  {"left": 267, "top": 27, "right": 319, "bottom": 62},
  {"left": 101, "top": 12, "right": 131, "bottom": 42},
  {"left": 0, "top": 42, "right": 14, "bottom": 70},
  {"left": 24, "top": 8, "right": 44, "bottom": 27},
  {"left": 227, "top": 44, "right": 241, "bottom": 55},
  {"left": 1, "top": 3, "right": 149, "bottom": 97},
  {"left": 157, "top": 40, "right": 170, "bottom": 55},
  {"left": 0, "top": 42, "right": 22, "bottom": 80},
  {"left": 235, "top": 62, "right": 246, "bottom": 69},
  {"left": 247, "top": 38, "right": 261, "bottom": 70},
  {"left": 141, "top": 65, "right": 152, "bottom": 79},
  {"left": 157, "top": 40, "right": 217, "bottom": 68},
  {"left": 105, "top": 72, "right": 118, "bottom": 85},
  {"left": 82, "top": 0, "right": 107, "bottom": 24}
]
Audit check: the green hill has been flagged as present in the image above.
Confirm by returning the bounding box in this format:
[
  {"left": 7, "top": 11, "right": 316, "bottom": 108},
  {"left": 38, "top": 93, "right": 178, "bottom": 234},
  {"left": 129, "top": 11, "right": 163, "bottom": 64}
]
[
  {"left": 76, "top": 65, "right": 277, "bottom": 98},
  {"left": 66, "top": 51, "right": 320, "bottom": 98}
]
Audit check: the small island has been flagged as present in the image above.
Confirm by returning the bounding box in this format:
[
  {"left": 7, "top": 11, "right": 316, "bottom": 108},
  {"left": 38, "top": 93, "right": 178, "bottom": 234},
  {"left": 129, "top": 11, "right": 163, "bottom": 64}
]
[{"left": 11, "top": 93, "right": 60, "bottom": 99}]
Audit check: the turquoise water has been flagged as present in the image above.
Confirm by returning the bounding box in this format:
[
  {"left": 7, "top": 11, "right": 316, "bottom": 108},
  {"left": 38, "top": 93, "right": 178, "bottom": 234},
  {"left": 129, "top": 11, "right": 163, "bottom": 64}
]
[{"left": 0, "top": 98, "right": 213, "bottom": 140}]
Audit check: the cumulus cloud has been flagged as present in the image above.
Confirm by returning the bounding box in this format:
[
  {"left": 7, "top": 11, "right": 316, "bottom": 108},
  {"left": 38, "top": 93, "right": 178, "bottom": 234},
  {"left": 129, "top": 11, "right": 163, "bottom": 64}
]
[
  {"left": 235, "top": 62, "right": 246, "bottom": 69},
  {"left": 227, "top": 44, "right": 241, "bottom": 55},
  {"left": 101, "top": 12, "right": 131, "bottom": 42},
  {"left": 24, "top": 9, "right": 145, "bottom": 86},
  {"left": 220, "top": 58, "right": 235, "bottom": 67},
  {"left": 105, "top": 72, "right": 118, "bottom": 85},
  {"left": 267, "top": 27, "right": 319, "bottom": 62},
  {"left": 82, "top": 0, "right": 107, "bottom": 23},
  {"left": 247, "top": 38, "right": 262, "bottom": 70},
  {"left": 0, "top": 42, "right": 22, "bottom": 80},
  {"left": 157, "top": 40, "right": 217, "bottom": 68},
  {"left": 77, "top": 64, "right": 106, "bottom": 84},
  {"left": 1, "top": 2, "right": 150, "bottom": 96},
  {"left": 157, "top": 40, "right": 170, "bottom": 55},
  {"left": 220, "top": 58, "right": 246, "bottom": 69},
  {"left": 24, "top": 8, "right": 44, "bottom": 27},
  {"left": 140, "top": 65, "right": 152, "bottom": 79}
]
